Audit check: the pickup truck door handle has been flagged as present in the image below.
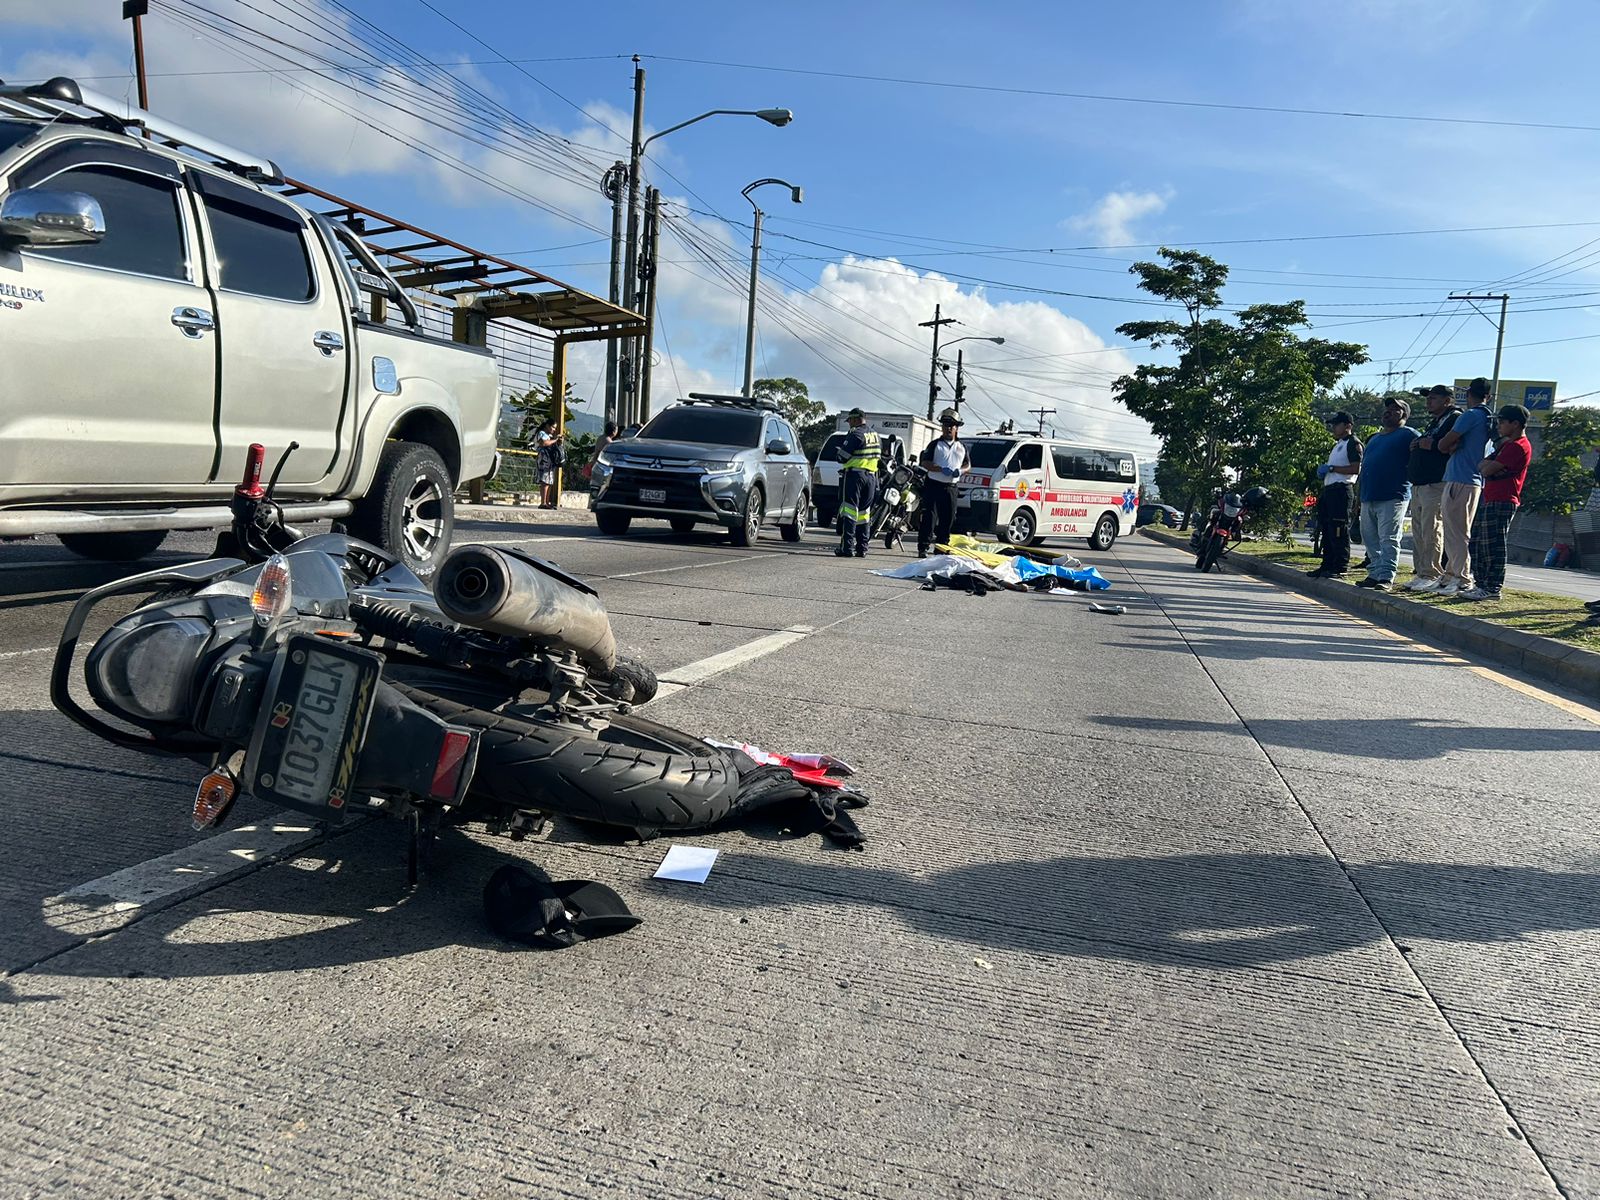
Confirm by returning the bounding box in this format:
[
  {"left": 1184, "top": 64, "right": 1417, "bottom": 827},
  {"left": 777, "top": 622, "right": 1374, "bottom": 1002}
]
[
  {"left": 171, "top": 306, "right": 215, "bottom": 337},
  {"left": 312, "top": 330, "right": 345, "bottom": 355}
]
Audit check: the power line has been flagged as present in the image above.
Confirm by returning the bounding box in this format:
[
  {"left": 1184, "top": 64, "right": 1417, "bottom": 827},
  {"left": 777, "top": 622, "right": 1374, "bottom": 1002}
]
[{"left": 641, "top": 54, "right": 1600, "bottom": 136}]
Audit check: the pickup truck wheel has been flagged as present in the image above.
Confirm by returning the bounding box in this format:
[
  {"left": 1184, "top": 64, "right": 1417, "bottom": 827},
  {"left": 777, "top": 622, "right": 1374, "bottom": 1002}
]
[
  {"left": 350, "top": 441, "right": 453, "bottom": 579},
  {"left": 730, "top": 485, "right": 764, "bottom": 547},
  {"left": 59, "top": 530, "right": 168, "bottom": 562},
  {"left": 596, "top": 511, "right": 631, "bottom": 536}
]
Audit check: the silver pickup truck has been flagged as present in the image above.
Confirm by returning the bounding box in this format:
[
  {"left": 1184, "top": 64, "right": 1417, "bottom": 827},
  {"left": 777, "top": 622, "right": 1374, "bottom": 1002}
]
[{"left": 0, "top": 78, "right": 498, "bottom": 576}]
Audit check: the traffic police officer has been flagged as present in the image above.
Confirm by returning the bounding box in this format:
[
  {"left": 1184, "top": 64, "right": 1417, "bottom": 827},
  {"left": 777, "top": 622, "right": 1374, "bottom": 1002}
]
[{"left": 835, "top": 408, "right": 881, "bottom": 557}]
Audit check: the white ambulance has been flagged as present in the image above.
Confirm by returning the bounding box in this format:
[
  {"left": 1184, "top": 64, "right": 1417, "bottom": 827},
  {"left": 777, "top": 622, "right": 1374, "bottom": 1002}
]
[{"left": 954, "top": 435, "right": 1142, "bottom": 550}]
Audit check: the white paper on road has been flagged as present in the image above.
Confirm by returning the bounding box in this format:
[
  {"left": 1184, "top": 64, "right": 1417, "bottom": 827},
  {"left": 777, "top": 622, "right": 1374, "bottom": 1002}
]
[{"left": 654, "top": 845, "right": 719, "bottom": 883}]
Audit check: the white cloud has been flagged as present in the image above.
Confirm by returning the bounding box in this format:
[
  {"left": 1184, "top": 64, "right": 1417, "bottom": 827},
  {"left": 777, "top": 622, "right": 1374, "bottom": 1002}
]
[
  {"left": 641, "top": 229, "right": 1156, "bottom": 451},
  {"left": 1066, "top": 189, "right": 1173, "bottom": 247}
]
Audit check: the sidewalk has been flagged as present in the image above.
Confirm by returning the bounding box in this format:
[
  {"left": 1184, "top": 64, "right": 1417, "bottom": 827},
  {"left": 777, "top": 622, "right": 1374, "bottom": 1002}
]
[{"left": 1143, "top": 527, "right": 1600, "bottom": 701}]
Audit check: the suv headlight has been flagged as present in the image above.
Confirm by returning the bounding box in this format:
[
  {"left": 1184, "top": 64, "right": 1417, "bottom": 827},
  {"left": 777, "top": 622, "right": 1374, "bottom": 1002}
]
[{"left": 701, "top": 460, "right": 740, "bottom": 475}]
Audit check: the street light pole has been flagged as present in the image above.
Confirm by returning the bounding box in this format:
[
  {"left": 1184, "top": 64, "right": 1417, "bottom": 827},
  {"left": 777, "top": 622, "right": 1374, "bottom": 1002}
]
[
  {"left": 610, "top": 69, "right": 793, "bottom": 421},
  {"left": 920, "top": 305, "right": 957, "bottom": 419},
  {"left": 934, "top": 335, "right": 1003, "bottom": 415},
  {"left": 741, "top": 178, "right": 804, "bottom": 397}
]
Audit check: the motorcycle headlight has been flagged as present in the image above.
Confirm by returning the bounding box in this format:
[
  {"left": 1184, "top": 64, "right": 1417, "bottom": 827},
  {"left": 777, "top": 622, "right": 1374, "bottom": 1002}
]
[{"left": 86, "top": 614, "right": 214, "bottom": 725}]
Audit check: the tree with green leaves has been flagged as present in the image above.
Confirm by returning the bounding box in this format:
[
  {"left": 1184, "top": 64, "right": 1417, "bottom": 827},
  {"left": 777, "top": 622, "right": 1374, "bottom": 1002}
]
[
  {"left": 1113, "top": 248, "right": 1369, "bottom": 529},
  {"left": 752, "top": 377, "right": 823, "bottom": 427},
  {"left": 1523, "top": 405, "right": 1600, "bottom": 515}
]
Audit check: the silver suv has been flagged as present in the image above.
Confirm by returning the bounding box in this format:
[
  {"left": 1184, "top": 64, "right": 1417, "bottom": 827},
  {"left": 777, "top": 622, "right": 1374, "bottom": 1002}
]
[{"left": 589, "top": 395, "right": 810, "bottom": 545}]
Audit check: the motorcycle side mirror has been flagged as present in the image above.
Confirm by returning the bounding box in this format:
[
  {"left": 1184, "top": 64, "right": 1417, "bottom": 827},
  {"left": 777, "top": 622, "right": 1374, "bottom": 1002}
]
[{"left": 264, "top": 441, "right": 300, "bottom": 501}]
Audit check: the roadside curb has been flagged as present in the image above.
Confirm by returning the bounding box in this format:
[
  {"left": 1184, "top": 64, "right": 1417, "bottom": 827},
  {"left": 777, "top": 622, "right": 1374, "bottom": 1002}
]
[{"left": 1141, "top": 528, "right": 1600, "bottom": 701}]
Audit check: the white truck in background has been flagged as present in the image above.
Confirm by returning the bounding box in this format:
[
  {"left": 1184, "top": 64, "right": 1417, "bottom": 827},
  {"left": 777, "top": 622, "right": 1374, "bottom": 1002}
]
[
  {"left": 809, "top": 410, "right": 938, "bottom": 526},
  {"left": 0, "top": 77, "right": 499, "bottom": 577}
]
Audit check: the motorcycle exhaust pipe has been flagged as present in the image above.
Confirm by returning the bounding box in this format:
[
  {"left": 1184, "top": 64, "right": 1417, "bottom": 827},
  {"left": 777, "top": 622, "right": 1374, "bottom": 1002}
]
[{"left": 433, "top": 545, "right": 617, "bottom": 671}]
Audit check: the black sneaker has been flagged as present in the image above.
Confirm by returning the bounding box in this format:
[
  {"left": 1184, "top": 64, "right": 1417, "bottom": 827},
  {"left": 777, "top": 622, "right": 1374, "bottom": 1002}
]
[
  {"left": 854, "top": 548, "right": 867, "bottom": 558},
  {"left": 1356, "top": 577, "right": 1381, "bottom": 589}
]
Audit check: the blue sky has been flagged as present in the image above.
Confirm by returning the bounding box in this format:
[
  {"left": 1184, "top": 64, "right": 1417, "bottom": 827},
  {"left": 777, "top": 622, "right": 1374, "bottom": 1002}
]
[{"left": 6, "top": 0, "right": 1599, "bottom": 449}]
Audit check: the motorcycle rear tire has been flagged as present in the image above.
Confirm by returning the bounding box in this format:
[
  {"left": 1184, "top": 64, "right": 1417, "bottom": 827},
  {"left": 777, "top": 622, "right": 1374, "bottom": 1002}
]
[{"left": 391, "top": 679, "right": 740, "bottom": 834}]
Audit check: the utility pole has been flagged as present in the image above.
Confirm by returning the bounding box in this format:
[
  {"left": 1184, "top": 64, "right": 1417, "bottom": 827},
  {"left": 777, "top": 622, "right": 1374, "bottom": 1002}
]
[
  {"left": 637, "top": 187, "right": 662, "bottom": 424},
  {"left": 1447, "top": 292, "right": 1510, "bottom": 403},
  {"left": 1378, "top": 364, "right": 1415, "bottom": 392},
  {"left": 742, "top": 201, "right": 764, "bottom": 397},
  {"left": 953, "top": 349, "right": 966, "bottom": 412},
  {"left": 919, "top": 304, "right": 957, "bottom": 419},
  {"left": 123, "top": 1, "right": 150, "bottom": 111},
  {"left": 601, "top": 161, "right": 627, "bottom": 428},
  {"left": 1028, "top": 406, "right": 1056, "bottom": 435},
  {"left": 621, "top": 57, "right": 646, "bottom": 429}
]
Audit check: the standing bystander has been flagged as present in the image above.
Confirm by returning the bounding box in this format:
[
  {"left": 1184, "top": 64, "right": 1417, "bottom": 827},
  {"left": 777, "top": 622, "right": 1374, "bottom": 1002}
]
[
  {"left": 1459, "top": 405, "right": 1532, "bottom": 601},
  {"left": 1308, "top": 412, "right": 1362, "bottom": 578},
  {"left": 1433, "top": 377, "right": 1494, "bottom": 596},
  {"left": 918, "top": 408, "right": 967, "bottom": 557},
  {"left": 1356, "top": 396, "right": 1419, "bottom": 591},
  {"left": 1404, "top": 384, "right": 1462, "bottom": 592}
]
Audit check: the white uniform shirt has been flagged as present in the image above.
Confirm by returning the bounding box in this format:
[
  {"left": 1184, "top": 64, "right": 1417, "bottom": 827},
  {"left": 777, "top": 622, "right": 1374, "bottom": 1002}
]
[
  {"left": 925, "top": 438, "right": 967, "bottom": 484},
  {"left": 1323, "top": 437, "right": 1360, "bottom": 488}
]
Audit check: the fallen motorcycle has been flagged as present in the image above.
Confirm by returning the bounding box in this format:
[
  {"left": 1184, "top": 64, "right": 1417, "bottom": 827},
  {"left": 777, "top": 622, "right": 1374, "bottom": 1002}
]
[
  {"left": 1189, "top": 485, "right": 1270, "bottom": 572},
  {"left": 52, "top": 443, "right": 868, "bottom": 947}
]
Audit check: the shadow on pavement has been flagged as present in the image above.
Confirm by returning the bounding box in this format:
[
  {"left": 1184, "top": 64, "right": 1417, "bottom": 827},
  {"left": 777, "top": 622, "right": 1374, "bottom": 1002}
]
[
  {"left": 16, "top": 827, "right": 1600, "bottom": 985},
  {"left": 1088, "top": 714, "right": 1600, "bottom": 760}
]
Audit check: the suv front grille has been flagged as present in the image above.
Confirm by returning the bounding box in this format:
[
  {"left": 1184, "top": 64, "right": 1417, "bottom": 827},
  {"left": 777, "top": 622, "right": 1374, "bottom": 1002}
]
[{"left": 608, "top": 467, "right": 707, "bottom": 509}]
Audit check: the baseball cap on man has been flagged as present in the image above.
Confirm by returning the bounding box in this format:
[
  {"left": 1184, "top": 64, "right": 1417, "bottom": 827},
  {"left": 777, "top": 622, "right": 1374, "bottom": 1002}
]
[
  {"left": 1384, "top": 395, "right": 1411, "bottom": 417},
  {"left": 1468, "top": 377, "right": 1492, "bottom": 399},
  {"left": 1425, "top": 383, "right": 1452, "bottom": 398},
  {"left": 1328, "top": 411, "right": 1354, "bottom": 425},
  {"left": 845, "top": 407, "right": 866, "bottom": 421},
  {"left": 1496, "top": 404, "right": 1530, "bottom": 426}
]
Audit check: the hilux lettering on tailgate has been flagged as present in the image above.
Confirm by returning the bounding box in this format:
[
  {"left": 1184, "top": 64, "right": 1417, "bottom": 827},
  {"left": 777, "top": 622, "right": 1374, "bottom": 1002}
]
[{"left": 0, "top": 284, "right": 44, "bottom": 303}]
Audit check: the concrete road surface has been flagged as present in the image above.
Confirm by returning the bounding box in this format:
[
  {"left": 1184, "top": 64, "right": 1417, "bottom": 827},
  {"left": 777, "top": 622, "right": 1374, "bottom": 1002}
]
[{"left": 3, "top": 517, "right": 1598, "bottom": 1199}]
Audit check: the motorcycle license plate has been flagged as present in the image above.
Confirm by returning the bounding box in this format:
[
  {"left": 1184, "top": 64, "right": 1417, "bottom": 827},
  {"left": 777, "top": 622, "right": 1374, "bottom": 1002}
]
[
  {"left": 639, "top": 487, "right": 666, "bottom": 504},
  {"left": 247, "top": 635, "right": 382, "bottom": 817}
]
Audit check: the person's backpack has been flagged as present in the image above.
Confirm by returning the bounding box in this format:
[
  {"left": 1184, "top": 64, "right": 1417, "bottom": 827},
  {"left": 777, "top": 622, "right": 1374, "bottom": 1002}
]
[{"left": 548, "top": 440, "right": 567, "bottom": 468}]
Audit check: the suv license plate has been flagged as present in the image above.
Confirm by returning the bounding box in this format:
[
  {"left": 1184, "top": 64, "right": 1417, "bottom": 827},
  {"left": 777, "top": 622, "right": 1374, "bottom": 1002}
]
[
  {"left": 249, "top": 637, "right": 382, "bottom": 818},
  {"left": 639, "top": 487, "right": 666, "bottom": 504}
]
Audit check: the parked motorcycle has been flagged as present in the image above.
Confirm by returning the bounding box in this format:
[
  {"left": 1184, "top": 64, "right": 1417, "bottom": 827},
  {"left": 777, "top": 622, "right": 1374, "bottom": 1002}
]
[
  {"left": 870, "top": 461, "right": 926, "bottom": 550},
  {"left": 53, "top": 443, "right": 867, "bottom": 946},
  {"left": 1189, "top": 486, "right": 1271, "bottom": 572}
]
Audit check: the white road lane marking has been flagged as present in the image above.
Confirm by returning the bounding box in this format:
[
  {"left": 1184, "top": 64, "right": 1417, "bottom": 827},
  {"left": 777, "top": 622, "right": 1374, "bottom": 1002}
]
[
  {"left": 0, "top": 646, "right": 52, "bottom": 660},
  {"left": 605, "top": 554, "right": 751, "bottom": 579},
  {"left": 647, "top": 625, "right": 815, "bottom": 702},
  {"left": 44, "top": 818, "right": 323, "bottom": 937}
]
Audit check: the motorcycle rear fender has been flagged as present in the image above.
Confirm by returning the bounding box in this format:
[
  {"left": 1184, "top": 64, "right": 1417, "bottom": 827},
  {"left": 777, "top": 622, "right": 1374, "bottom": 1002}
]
[{"left": 353, "top": 682, "right": 481, "bottom": 808}]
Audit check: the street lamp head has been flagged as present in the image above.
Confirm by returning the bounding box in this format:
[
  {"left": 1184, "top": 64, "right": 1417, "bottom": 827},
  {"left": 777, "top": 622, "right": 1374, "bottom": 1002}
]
[
  {"left": 989, "top": 336, "right": 1005, "bottom": 345},
  {"left": 788, "top": 186, "right": 804, "bottom": 204},
  {"left": 756, "top": 108, "right": 794, "bottom": 127}
]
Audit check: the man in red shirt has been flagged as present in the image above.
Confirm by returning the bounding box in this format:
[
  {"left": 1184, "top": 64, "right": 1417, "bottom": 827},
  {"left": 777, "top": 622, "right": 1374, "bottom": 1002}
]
[{"left": 1460, "top": 405, "right": 1532, "bottom": 601}]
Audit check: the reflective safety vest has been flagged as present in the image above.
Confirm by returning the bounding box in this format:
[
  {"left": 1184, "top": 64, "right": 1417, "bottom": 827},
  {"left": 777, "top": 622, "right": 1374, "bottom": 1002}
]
[{"left": 842, "top": 429, "right": 880, "bottom": 472}]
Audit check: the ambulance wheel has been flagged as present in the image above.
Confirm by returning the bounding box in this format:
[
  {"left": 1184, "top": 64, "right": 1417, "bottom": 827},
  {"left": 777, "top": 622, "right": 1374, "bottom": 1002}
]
[
  {"left": 1088, "top": 513, "right": 1119, "bottom": 552},
  {"left": 1001, "top": 507, "right": 1036, "bottom": 546}
]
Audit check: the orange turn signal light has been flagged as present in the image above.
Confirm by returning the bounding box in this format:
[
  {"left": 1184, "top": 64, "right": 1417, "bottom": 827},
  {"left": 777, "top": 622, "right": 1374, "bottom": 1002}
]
[{"left": 192, "top": 769, "right": 238, "bottom": 831}]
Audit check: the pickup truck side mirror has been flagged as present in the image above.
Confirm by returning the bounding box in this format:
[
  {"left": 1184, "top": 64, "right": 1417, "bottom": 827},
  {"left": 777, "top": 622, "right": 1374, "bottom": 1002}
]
[
  {"left": 765, "top": 439, "right": 793, "bottom": 456},
  {"left": 0, "top": 188, "right": 106, "bottom": 246}
]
